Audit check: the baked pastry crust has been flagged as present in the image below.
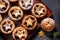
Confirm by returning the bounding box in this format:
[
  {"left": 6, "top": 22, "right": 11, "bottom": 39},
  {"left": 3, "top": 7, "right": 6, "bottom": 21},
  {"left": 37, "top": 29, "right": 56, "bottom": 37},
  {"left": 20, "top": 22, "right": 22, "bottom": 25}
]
[
  {"left": 22, "top": 15, "right": 37, "bottom": 30},
  {"left": 32, "top": 3, "right": 47, "bottom": 18},
  {"left": 8, "top": 6, "right": 23, "bottom": 21},
  {"left": 9, "top": 0, "right": 17, "bottom": 2},
  {"left": 0, "top": 19, "right": 15, "bottom": 34},
  {"left": 0, "top": 15, "right": 2, "bottom": 23},
  {"left": 12, "top": 27, "right": 28, "bottom": 40},
  {"left": 19, "top": 0, "right": 34, "bottom": 10},
  {"left": 41, "top": 18, "right": 55, "bottom": 32},
  {"left": 0, "top": 0, "right": 10, "bottom": 13}
]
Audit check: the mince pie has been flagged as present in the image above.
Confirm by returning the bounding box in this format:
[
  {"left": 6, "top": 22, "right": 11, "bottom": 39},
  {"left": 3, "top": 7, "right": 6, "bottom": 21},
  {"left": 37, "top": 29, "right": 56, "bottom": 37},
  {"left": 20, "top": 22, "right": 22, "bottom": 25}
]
[
  {"left": 8, "top": 6, "right": 23, "bottom": 21},
  {"left": 12, "top": 27, "right": 28, "bottom": 40},
  {"left": 32, "top": 3, "right": 47, "bottom": 18},
  {"left": 0, "top": 0, "right": 10, "bottom": 13},
  {"left": 19, "top": 0, "right": 34, "bottom": 10},
  {"left": 9, "top": 0, "right": 17, "bottom": 2},
  {"left": 0, "top": 19, "right": 15, "bottom": 34},
  {"left": 0, "top": 15, "right": 2, "bottom": 23},
  {"left": 41, "top": 18, "right": 55, "bottom": 32},
  {"left": 22, "top": 15, "right": 37, "bottom": 30}
]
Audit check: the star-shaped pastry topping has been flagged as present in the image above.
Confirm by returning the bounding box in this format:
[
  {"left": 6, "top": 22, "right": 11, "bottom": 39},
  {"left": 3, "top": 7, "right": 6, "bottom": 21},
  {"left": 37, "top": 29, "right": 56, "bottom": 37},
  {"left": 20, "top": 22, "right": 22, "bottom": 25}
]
[
  {"left": 35, "top": 8, "right": 44, "bottom": 15},
  {"left": 38, "top": 31, "right": 44, "bottom": 37},
  {"left": 23, "top": 0, "right": 31, "bottom": 8},
  {"left": 3, "top": 22, "right": 11, "bottom": 31},
  {"left": 16, "top": 30, "right": 24, "bottom": 38},
  {"left": 26, "top": 18, "right": 34, "bottom": 26},
  {"left": 12, "top": 9, "right": 21, "bottom": 17},
  {"left": 0, "top": 1, "right": 6, "bottom": 9}
]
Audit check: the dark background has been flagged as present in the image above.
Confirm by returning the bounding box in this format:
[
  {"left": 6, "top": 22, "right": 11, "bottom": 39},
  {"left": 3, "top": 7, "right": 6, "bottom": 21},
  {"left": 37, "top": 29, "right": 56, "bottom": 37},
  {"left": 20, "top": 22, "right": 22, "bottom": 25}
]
[
  {"left": 32, "top": 0, "right": 60, "bottom": 40},
  {"left": 42, "top": 0, "right": 60, "bottom": 32}
]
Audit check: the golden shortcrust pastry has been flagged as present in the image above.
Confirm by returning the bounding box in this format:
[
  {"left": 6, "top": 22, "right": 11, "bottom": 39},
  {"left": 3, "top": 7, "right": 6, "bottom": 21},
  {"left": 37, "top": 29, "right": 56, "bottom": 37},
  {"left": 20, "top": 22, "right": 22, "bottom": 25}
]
[
  {"left": 19, "top": 0, "right": 34, "bottom": 10},
  {"left": 0, "top": 19, "right": 15, "bottom": 34},
  {"left": 12, "top": 27, "right": 28, "bottom": 40},
  {"left": 8, "top": 0, "right": 17, "bottom": 2},
  {"left": 8, "top": 6, "right": 23, "bottom": 21},
  {"left": 22, "top": 15, "right": 37, "bottom": 30},
  {"left": 0, "top": 15, "right": 2, "bottom": 23},
  {"left": 32, "top": 3, "right": 47, "bottom": 18},
  {"left": 41, "top": 18, "right": 55, "bottom": 32},
  {"left": 0, "top": 0, "right": 10, "bottom": 13}
]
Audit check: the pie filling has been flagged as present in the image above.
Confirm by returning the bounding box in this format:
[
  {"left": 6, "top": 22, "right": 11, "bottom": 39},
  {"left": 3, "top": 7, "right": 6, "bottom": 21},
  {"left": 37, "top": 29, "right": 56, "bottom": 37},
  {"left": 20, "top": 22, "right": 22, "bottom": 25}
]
[{"left": 46, "top": 22, "right": 50, "bottom": 25}]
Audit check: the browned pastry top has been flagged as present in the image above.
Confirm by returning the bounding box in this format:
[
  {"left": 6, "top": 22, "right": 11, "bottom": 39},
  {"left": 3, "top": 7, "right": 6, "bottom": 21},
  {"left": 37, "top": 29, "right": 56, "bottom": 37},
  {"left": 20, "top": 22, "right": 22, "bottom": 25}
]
[
  {"left": 8, "top": 6, "right": 23, "bottom": 21},
  {"left": 0, "top": 0, "right": 10, "bottom": 13},
  {"left": 0, "top": 15, "right": 2, "bottom": 23},
  {"left": 41, "top": 18, "right": 55, "bottom": 32},
  {"left": 9, "top": 0, "right": 17, "bottom": 2},
  {"left": 22, "top": 15, "right": 37, "bottom": 30},
  {"left": 12, "top": 27, "right": 28, "bottom": 40},
  {"left": 0, "top": 19, "right": 15, "bottom": 34},
  {"left": 32, "top": 3, "right": 47, "bottom": 18},
  {"left": 19, "top": 0, "right": 34, "bottom": 10}
]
